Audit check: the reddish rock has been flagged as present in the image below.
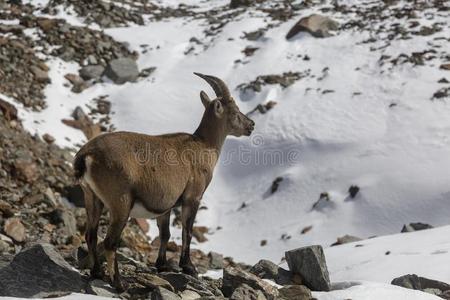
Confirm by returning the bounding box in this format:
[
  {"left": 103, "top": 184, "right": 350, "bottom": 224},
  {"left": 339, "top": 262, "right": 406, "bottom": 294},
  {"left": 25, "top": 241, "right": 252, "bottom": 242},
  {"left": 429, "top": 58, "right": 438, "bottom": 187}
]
[
  {"left": 42, "top": 133, "right": 55, "bottom": 144},
  {"left": 4, "top": 218, "right": 26, "bottom": 242},
  {"left": 13, "top": 160, "right": 39, "bottom": 182},
  {"left": 192, "top": 226, "right": 208, "bottom": 243}
]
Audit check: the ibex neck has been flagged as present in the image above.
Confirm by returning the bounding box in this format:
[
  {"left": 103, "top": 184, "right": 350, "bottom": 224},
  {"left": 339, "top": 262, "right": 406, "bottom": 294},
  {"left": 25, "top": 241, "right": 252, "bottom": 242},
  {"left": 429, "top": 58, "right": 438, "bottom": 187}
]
[{"left": 194, "top": 115, "right": 227, "bottom": 151}]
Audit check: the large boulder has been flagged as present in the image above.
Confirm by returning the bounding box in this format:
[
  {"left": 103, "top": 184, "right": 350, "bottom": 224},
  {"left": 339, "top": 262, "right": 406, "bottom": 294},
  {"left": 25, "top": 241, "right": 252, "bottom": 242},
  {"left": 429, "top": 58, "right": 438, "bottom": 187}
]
[
  {"left": 0, "top": 243, "right": 86, "bottom": 297},
  {"left": 286, "top": 14, "right": 339, "bottom": 39},
  {"left": 105, "top": 57, "right": 139, "bottom": 84},
  {"left": 391, "top": 274, "right": 450, "bottom": 296},
  {"left": 223, "top": 266, "right": 279, "bottom": 299},
  {"left": 285, "top": 245, "right": 331, "bottom": 291}
]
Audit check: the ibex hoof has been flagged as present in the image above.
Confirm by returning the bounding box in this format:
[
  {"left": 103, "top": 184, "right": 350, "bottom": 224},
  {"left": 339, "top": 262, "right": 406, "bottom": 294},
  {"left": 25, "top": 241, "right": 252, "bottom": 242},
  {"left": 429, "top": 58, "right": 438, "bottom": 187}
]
[
  {"left": 181, "top": 264, "right": 198, "bottom": 277},
  {"left": 90, "top": 266, "right": 103, "bottom": 279}
]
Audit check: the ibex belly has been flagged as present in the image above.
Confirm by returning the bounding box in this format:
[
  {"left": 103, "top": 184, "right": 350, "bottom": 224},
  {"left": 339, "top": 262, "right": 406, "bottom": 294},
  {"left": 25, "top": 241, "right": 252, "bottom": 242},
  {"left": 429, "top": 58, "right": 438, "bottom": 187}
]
[{"left": 129, "top": 202, "right": 164, "bottom": 219}]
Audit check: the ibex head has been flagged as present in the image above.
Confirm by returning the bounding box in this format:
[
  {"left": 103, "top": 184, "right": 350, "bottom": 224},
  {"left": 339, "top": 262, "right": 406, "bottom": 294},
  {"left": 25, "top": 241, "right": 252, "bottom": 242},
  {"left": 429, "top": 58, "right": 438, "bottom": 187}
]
[{"left": 194, "top": 72, "right": 255, "bottom": 137}]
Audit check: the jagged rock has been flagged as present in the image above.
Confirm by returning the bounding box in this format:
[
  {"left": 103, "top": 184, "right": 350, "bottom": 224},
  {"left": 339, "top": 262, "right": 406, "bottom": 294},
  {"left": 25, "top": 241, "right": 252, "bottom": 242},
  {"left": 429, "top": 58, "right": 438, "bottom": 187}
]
[
  {"left": 79, "top": 65, "right": 105, "bottom": 80},
  {"left": 222, "top": 266, "right": 279, "bottom": 299},
  {"left": 105, "top": 57, "right": 139, "bottom": 84},
  {"left": 250, "top": 259, "right": 294, "bottom": 285},
  {"left": 86, "top": 279, "right": 117, "bottom": 298},
  {"left": 151, "top": 287, "right": 181, "bottom": 300},
  {"left": 391, "top": 274, "right": 450, "bottom": 294},
  {"left": 348, "top": 185, "right": 360, "bottom": 198},
  {"left": 30, "top": 65, "right": 50, "bottom": 83},
  {"left": 0, "top": 99, "right": 18, "bottom": 121},
  {"left": 331, "top": 235, "right": 362, "bottom": 246},
  {"left": 159, "top": 273, "right": 221, "bottom": 297},
  {"left": 230, "top": 283, "right": 266, "bottom": 300},
  {"left": 278, "top": 285, "right": 312, "bottom": 300},
  {"left": 140, "top": 66, "right": 157, "bottom": 78},
  {"left": 0, "top": 243, "right": 86, "bottom": 297},
  {"left": 4, "top": 217, "right": 26, "bottom": 242},
  {"left": 285, "top": 245, "right": 331, "bottom": 291},
  {"left": 286, "top": 14, "right": 339, "bottom": 39},
  {"left": 135, "top": 273, "right": 175, "bottom": 292},
  {"left": 208, "top": 251, "right": 224, "bottom": 269},
  {"left": 401, "top": 223, "right": 433, "bottom": 233}
]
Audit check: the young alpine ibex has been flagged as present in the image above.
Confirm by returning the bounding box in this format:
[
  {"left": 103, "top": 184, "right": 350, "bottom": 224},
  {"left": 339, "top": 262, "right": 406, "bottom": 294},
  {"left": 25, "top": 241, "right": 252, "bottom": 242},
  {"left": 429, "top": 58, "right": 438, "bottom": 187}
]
[{"left": 73, "top": 73, "right": 255, "bottom": 291}]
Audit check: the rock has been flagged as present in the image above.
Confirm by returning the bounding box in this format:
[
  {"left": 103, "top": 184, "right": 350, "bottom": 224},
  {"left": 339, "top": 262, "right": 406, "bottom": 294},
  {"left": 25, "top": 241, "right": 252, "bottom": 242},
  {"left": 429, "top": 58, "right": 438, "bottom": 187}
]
[
  {"left": 0, "top": 243, "right": 86, "bottom": 297},
  {"left": 42, "top": 133, "right": 55, "bottom": 144},
  {"left": 105, "top": 57, "right": 139, "bottom": 84},
  {"left": 160, "top": 273, "right": 221, "bottom": 297},
  {"left": 0, "top": 98, "right": 18, "bottom": 121},
  {"left": 13, "top": 160, "right": 39, "bottom": 182},
  {"left": 135, "top": 273, "right": 175, "bottom": 292},
  {"left": 79, "top": 65, "right": 105, "bottom": 80},
  {"left": 208, "top": 251, "right": 224, "bottom": 269},
  {"left": 278, "top": 285, "right": 312, "bottom": 300},
  {"left": 30, "top": 66, "right": 50, "bottom": 83},
  {"left": 331, "top": 235, "right": 362, "bottom": 246},
  {"left": 401, "top": 222, "right": 433, "bottom": 233},
  {"left": 64, "top": 73, "right": 89, "bottom": 93},
  {"left": 348, "top": 185, "right": 360, "bottom": 198},
  {"left": 4, "top": 217, "right": 26, "bottom": 242},
  {"left": 179, "top": 289, "right": 201, "bottom": 299},
  {"left": 140, "top": 66, "right": 157, "bottom": 78},
  {"left": 250, "top": 259, "right": 293, "bottom": 285},
  {"left": 230, "top": 0, "right": 254, "bottom": 8},
  {"left": 285, "top": 245, "right": 331, "bottom": 291},
  {"left": 134, "top": 218, "right": 150, "bottom": 233},
  {"left": 286, "top": 14, "right": 339, "bottom": 39},
  {"left": 96, "top": 99, "right": 112, "bottom": 115},
  {"left": 151, "top": 287, "right": 181, "bottom": 300},
  {"left": 86, "top": 279, "right": 117, "bottom": 297},
  {"left": 193, "top": 226, "right": 208, "bottom": 243},
  {"left": 37, "top": 18, "right": 58, "bottom": 32},
  {"left": 391, "top": 274, "right": 450, "bottom": 293},
  {"left": 223, "top": 266, "right": 279, "bottom": 299},
  {"left": 440, "top": 64, "right": 450, "bottom": 71},
  {"left": 230, "top": 283, "right": 267, "bottom": 300}
]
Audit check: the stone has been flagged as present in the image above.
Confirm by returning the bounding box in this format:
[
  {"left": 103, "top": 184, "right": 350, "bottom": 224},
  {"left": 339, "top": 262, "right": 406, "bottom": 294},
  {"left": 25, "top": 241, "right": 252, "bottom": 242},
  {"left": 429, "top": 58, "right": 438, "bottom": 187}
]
[
  {"left": 42, "top": 133, "right": 55, "bottom": 144},
  {"left": 192, "top": 226, "right": 208, "bottom": 242},
  {"left": 140, "top": 66, "right": 157, "bottom": 78},
  {"left": 79, "top": 65, "right": 105, "bottom": 80},
  {"left": 37, "top": 18, "right": 58, "bottom": 32},
  {"left": 0, "top": 243, "right": 86, "bottom": 297},
  {"left": 135, "top": 273, "right": 174, "bottom": 292},
  {"left": 86, "top": 279, "right": 117, "bottom": 297},
  {"left": 285, "top": 245, "right": 331, "bottom": 291},
  {"left": 331, "top": 235, "right": 362, "bottom": 246},
  {"left": 4, "top": 217, "right": 26, "bottom": 242},
  {"left": 286, "top": 14, "right": 339, "bottom": 39},
  {"left": 223, "top": 266, "right": 279, "bottom": 299},
  {"left": 30, "top": 66, "right": 50, "bottom": 83},
  {"left": 250, "top": 259, "right": 293, "bottom": 285},
  {"left": 179, "top": 289, "right": 201, "bottom": 299},
  {"left": 160, "top": 273, "right": 221, "bottom": 297},
  {"left": 104, "top": 57, "right": 139, "bottom": 84},
  {"left": 401, "top": 223, "right": 433, "bottom": 233},
  {"left": 151, "top": 287, "right": 181, "bottom": 300},
  {"left": 208, "top": 251, "right": 224, "bottom": 269},
  {"left": 230, "top": 283, "right": 266, "bottom": 300},
  {"left": 391, "top": 274, "right": 450, "bottom": 293},
  {"left": 440, "top": 64, "right": 450, "bottom": 71},
  {"left": 278, "top": 285, "right": 312, "bottom": 300},
  {"left": 0, "top": 99, "right": 18, "bottom": 121},
  {"left": 230, "top": 0, "right": 255, "bottom": 9},
  {"left": 13, "top": 160, "right": 39, "bottom": 182}
]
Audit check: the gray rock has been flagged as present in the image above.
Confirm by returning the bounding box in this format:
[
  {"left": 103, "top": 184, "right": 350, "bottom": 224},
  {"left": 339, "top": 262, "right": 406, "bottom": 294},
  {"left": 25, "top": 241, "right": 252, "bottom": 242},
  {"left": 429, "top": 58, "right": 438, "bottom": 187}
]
[
  {"left": 105, "top": 57, "right": 139, "bottom": 84},
  {"left": 86, "top": 279, "right": 117, "bottom": 298},
  {"left": 278, "top": 285, "right": 312, "bottom": 300},
  {"left": 159, "top": 272, "right": 221, "bottom": 297},
  {"left": 0, "top": 243, "right": 86, "bottom": 297},
  {"left": 286, "top": 14, "right": 339, "bottom": 39},
  {"left": 180, "top": 289, "right": 201, "bottom": 299},
  {"left": 391, "top": 274, "right": 450, "bottom": 293},
  {"left": 250, "top": 259, "right": 293, "bottom": 285},
  {"left": 230, "top": 283, "right": 266, "bottom": 300},
  {"left": 151, "top": 287, "right": 181, "bottom": 300},
  {"left": 401, "top": 223, "right": 433, "bottom": 233},
  {"left": 285, "top": 245, "right": 331, "bottom": 291},
  {"left": 230, "top": 0, "right": 254, "bottom": 8},
  {"left": 208, "top": 251, "right": 224, "bottom": 269},
  {"left": 79, "top": 65, "right": 105, "bottom": 80},
  {"left": 223, "top": 266, "right": 278, "bottom": 299}
]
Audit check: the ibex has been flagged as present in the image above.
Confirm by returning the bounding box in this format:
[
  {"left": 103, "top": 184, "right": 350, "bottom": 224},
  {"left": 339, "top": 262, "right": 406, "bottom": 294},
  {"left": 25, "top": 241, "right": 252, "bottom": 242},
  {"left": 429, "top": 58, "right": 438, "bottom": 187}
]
[{"left": 73, "top": 73, "right": 255, "bottom": 291}]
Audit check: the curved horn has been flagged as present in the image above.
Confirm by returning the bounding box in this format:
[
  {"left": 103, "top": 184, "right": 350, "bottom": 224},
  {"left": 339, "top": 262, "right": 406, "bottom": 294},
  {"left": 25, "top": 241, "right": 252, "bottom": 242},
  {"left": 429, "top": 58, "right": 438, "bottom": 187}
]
[{"left": 194, "top": 72, "right": 231, "bottom": 103}]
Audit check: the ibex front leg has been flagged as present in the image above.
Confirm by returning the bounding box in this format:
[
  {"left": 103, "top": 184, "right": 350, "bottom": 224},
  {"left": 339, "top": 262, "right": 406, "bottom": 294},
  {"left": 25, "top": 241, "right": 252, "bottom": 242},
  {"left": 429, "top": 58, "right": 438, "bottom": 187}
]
[
  {"left": 179, "top": 199, "right": 200, "bottom": 276},
  {"left": 155, "top": 210, "right": 171, "bottom": 272}
]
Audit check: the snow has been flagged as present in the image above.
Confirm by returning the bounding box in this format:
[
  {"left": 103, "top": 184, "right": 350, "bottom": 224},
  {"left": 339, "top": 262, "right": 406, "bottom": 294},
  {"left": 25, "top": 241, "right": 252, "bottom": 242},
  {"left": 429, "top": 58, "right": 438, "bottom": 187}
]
[{"left": 4, "top": 0, "right": 450, "bottom": 299}]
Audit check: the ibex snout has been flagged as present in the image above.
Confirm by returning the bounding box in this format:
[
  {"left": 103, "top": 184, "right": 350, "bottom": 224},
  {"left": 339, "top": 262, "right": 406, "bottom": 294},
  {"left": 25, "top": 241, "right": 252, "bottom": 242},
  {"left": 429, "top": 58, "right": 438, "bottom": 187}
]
[{"left": 244, "top": 117, "right": 255, "bottom": 136}]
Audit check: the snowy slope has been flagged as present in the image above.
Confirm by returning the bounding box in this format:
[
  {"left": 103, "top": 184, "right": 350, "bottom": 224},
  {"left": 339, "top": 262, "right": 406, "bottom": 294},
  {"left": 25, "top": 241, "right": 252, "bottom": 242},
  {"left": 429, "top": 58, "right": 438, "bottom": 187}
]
[{"left": 5, "top": 0, "right": 450, "bottom": 292}]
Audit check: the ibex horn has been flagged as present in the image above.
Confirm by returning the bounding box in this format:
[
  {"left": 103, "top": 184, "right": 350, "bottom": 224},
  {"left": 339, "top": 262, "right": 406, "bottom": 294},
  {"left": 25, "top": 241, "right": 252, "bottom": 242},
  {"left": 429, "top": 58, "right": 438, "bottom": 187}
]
[{"left": 194, "top": 72, "right": 231, "bottom": 103}]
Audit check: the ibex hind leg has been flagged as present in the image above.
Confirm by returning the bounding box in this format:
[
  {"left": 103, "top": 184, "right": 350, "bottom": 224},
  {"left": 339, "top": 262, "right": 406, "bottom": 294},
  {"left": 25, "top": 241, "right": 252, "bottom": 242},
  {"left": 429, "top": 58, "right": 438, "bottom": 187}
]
[
  {"left": 104, "top": 193, "right": 132, "bottom": 293},
  {"left": 155, "top": 210, "right": 171, "bottom": 272},
  {"left": 81, "top": 183, "right": 104, "bottom": 279}
]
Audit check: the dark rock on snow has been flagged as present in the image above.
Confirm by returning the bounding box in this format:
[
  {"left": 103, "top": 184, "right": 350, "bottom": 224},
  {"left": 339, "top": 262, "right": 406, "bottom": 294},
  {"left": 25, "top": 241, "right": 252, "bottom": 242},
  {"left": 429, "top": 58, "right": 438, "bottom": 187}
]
[
  {"left": 392, "top": 274, "right": 450, "bottom": 297},
  {"left": 250, "top": 259, "right": 294, "bottom": 285},
  {"left": 285, "top": 245, "right": 331, "bottom": 291},
  {"left": 331, "top": 235, "right": 362, "bottom": 246},
  {"left": 79, "top": 65, "right": 105, "bottom": 80},
  {"left": 286, "top": 14, "right": 339, "bottom": 39},
  {"left": 401, "top": 222, "right": 433, "bottom": 233}
]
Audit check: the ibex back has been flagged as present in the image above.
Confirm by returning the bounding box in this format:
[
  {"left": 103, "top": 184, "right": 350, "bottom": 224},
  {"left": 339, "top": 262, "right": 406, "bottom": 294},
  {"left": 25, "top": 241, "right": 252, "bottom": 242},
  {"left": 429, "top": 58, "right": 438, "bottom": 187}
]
[{"left": 73, "top": 73, "right": 255, "bottom": 291}]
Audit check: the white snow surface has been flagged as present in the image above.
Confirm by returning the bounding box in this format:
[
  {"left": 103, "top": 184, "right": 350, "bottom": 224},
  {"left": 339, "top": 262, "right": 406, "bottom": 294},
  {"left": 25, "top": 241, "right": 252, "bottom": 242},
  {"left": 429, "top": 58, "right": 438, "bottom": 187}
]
[{"left": 4, "top": 0, "right": 450, "bottom": 298}]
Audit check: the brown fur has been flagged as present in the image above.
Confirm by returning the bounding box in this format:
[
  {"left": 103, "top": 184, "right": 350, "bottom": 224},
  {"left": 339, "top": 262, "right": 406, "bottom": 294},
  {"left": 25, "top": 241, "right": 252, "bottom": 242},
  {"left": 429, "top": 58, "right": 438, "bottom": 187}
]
[{"left": 74, "top": 73, "right": 254, "bottom": 291}]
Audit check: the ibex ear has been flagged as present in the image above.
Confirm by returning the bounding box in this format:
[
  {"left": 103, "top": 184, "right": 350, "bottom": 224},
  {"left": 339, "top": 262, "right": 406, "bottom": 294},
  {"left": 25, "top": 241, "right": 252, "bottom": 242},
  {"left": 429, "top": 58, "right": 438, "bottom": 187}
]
[
  {"left": 200, "top": 91, "right": 211, "bottom": 108},
  {"left": 213, "top": 100, "right": 224, "bottom": 117}
]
